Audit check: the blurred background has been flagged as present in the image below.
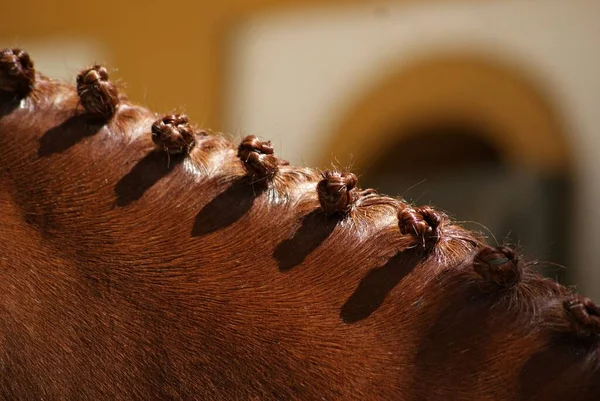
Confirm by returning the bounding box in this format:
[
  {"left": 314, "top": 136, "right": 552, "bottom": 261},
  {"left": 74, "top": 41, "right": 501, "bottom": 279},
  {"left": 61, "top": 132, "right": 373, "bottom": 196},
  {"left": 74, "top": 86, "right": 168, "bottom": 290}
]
[{"left": 2, "top": 0, "right": 599, "bottom": 299}]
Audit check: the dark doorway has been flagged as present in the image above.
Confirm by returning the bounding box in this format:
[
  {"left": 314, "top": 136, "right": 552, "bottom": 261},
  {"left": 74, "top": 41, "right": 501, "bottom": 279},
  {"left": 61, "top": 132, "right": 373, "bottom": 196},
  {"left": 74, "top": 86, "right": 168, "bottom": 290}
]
[{"left": 361, "top": 120, "right": 572, "bottom": 284}]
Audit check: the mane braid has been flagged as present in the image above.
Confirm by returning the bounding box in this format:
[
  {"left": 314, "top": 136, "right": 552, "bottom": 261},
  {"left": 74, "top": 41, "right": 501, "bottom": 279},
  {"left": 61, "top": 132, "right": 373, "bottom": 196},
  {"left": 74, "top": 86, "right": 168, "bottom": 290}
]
[
  {"left": 317, "top": 170, "right": 377, "bottom": 215},
  {"left": 151, "top": 114, "right": 198, "bottom": 155},
  {"left": 76, "top": 65, "right": 119, "bottom": 120},
  {"left": 0, "top": 48, "right": 35, "bottom": 97}
]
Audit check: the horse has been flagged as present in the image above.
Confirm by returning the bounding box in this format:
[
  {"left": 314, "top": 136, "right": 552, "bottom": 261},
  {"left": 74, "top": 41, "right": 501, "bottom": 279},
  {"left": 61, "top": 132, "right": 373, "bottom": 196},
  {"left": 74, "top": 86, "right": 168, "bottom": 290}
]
[{"left": 0, "top": 48, "right": 598, "bottom": 400}]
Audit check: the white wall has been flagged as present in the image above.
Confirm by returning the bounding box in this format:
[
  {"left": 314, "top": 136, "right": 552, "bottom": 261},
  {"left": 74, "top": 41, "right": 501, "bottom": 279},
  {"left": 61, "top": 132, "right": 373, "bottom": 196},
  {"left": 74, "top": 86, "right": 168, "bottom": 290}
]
[{"left": 226, "top": 0, "right": 600, "bottom": 299}]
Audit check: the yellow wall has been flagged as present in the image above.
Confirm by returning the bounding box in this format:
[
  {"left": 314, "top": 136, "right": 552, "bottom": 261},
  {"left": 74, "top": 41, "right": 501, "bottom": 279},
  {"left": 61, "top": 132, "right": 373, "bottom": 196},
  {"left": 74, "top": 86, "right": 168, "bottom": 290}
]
[{"left": 0, "top": 0, "right": 379, "bottom": 130}]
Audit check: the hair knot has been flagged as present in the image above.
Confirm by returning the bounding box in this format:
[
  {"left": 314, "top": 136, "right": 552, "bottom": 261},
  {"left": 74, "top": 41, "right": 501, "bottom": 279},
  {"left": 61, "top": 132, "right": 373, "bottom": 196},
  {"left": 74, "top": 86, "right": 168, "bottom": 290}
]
[
  {"left": 473, "top": 246, "right": 522, "bottom": 287},
  {"left": 0, "top": 48, "right": 35, "bottom": 96},
  {"left": 237, "top": 135, "right": 285, "bottom": 181},
  {"left": 317, "top": 170, "right": 360, "bottom": 215},
  {"left": 76, "top": 65, "right": 119, "bottom": 119},
  {"left": 151, "top": 114, "right": 196, "bottom": 154},
  {"left": 398, "top": 205, "right": 443, "bottom": 247},
  {"left": 564, "top": 296, "right": 600, "bottom": 338}
]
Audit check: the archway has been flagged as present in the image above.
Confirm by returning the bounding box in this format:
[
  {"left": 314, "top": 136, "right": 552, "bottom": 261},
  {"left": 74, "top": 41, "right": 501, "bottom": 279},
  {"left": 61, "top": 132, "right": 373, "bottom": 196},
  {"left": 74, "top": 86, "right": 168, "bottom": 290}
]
[{"left": 322, "top": 54, "right": 572, "bottom": 283}]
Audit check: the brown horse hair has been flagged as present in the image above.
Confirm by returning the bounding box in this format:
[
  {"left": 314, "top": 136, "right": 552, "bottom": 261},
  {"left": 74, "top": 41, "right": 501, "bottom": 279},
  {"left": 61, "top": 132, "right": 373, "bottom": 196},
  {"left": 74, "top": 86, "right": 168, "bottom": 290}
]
[
  {"left": 151, "top": 114, "right": 198, "bottom": 155},
  {"left": 1, "top": 47, "right": 599, "bottom": 399},
  {"left": 316, "top": 170, "right": 378, "bottom": 215},
  {"left": 563, "top": 295, "right": 600, "bottom": 339},
  {"left": 473, "top": 245, "right": 523, "bottom": 288},
  {"left": 0, "top": 48, "right": 35, "bottom": 97},
  {"left": 76, "top": 65, "right": 119, "bottom": 120},
  {"left": 397, "top": 205, "right": 444, "bottom": 248},
  {"left": 237, "top": 134, "right": 289, "bottom": 183}
]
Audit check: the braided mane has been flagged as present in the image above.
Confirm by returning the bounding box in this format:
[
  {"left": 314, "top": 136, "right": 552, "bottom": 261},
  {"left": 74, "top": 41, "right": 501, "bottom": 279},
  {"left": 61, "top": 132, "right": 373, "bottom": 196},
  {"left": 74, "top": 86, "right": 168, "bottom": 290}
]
[{"left": 0, "top": 48, "right": 598, "bottom": 400}]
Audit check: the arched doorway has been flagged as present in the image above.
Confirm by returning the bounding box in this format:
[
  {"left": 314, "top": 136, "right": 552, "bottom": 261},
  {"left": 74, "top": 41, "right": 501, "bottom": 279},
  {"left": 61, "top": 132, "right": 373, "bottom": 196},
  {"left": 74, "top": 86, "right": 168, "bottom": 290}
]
[
  {"left": 363, "top": 119, "right": 571, "bottom": 283},
  {"left": 321, "top": 54, "right": 573, "bottom": 284}
]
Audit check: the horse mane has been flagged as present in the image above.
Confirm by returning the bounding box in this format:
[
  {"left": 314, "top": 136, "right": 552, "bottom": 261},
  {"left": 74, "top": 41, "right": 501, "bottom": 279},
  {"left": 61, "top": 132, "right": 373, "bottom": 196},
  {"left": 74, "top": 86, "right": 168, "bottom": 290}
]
[{"left": 0, "top": 48, "right": 598, "bottom": 400}]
